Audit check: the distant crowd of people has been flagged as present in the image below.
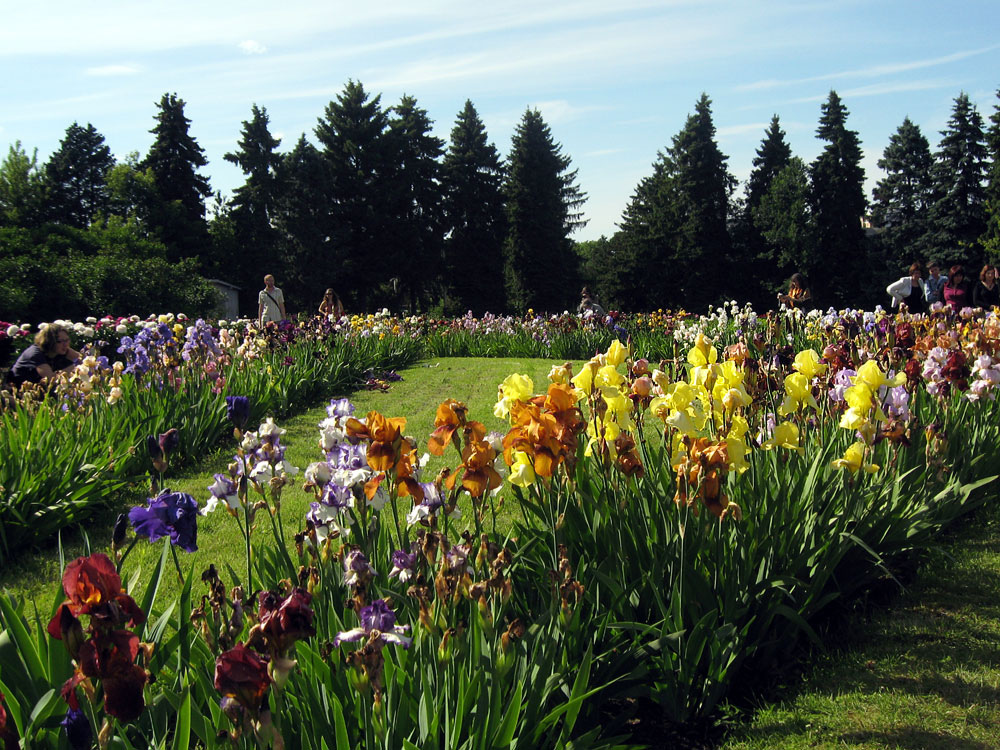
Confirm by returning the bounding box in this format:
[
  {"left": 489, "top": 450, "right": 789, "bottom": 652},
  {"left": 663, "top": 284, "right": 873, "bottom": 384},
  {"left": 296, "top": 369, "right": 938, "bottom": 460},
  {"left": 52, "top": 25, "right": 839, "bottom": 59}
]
[{"left": 886, "top": 261, "right": 999, "bottom": 314}]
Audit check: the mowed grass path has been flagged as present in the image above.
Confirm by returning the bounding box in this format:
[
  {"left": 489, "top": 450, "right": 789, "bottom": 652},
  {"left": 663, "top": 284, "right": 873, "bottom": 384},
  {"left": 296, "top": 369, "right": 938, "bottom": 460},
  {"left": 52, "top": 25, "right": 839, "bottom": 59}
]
[{"left": 722, "top": 503, "right": 1000, "bottom": 749}]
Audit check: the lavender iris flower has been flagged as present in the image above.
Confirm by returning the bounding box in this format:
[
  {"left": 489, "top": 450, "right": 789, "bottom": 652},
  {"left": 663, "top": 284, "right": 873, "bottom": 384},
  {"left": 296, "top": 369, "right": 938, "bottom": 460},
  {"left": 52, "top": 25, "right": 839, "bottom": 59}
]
[
  {"left": 327, "top": 397, "right": 355, "bottom": 419},
  {"left": 129, "top": 490, "right": 199, "bottom": 552}
]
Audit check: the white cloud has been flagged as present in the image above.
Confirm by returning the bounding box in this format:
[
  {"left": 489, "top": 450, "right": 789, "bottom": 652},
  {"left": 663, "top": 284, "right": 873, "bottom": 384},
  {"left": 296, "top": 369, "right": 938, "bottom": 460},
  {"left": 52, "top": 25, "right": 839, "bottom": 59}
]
[
  {"left": 716, "top": 122, "right": 770, "bottom": 137},
  {"left": 239, "top": 39, "right": 267, "bottom": 55},
  {"left": 85, "top": 64, "right": 141, "bottom": 76},
  {"left": 737, "top": 44, "right": 1000, "bottom": 92},
  {"left": 789, "top": 79, "right": 953, "bottom": 104}
]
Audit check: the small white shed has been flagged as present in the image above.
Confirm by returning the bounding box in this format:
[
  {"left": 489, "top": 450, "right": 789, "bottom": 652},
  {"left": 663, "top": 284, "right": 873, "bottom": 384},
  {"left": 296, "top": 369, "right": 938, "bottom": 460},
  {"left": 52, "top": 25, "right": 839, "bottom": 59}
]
[{"left": 207, "top": 279, "right": 241, "bottom": 320}]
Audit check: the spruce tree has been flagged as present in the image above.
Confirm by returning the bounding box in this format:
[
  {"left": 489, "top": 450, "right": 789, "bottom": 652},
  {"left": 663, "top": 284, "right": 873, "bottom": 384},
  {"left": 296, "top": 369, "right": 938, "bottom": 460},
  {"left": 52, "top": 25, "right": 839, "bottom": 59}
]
[
  {"left": 618, "top": 94, "right": 733, "bottom": 312},
  {"left": 441, "top": 100, "right": 506, "bottom": 314},
  {"left": 273, "top": 135, "right": 334, "bottom": 309},
  {"left": 142, "top": 93, "right": 212, "bottom": 262},
  {"left": 385, "top": 95, "right": 446, "bottom": 312},
  {"left": 44, "top": 122, "right": 115, "bottom": 228},
  {"left": 502, "top": 108, "right": 586, "bottom": 313},
  {"left": 928, "top": 92, "right": 988, "bottom": 264},
  {"left": 984, "top": 89, "right": 1000, "bottom": 262},
  {"left": 223, "top": 104, "right": 283, "bottom": 302},
  {"left": 746, "top": 115, "right": 792, "bottom": 215},
  {"left": 752, "top": 157, "right": 816, "bottom": 285},
  {"left": 315, "top": 80, "right": 391, "bottom": 309},
  {"left": 871, "top": 117, "right": 934, "bottom": 266},
  {"left": 745, "top": 115, "right": 792, "bottom": 305},
  {"left": 809, "top": 91, "right": 867, "bottom": 305}
]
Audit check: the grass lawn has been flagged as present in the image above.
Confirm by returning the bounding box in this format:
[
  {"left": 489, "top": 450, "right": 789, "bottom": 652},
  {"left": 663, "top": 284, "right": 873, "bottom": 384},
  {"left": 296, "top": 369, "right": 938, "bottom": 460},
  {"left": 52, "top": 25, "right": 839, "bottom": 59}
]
[
  {"left": 721, "top": 502, "right": 1000, "bottom": 749},
  {"left": 1, "top": 357, "right": 573, "bottom": 609},
  {"left": 6, "top": 355, "right": 1000, "bottom": 748}
]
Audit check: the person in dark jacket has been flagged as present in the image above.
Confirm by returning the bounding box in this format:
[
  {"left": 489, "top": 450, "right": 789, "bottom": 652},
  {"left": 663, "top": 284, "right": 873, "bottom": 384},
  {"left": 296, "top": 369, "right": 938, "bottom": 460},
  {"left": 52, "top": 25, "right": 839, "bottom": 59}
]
[
  {"left": 8, "top": 324, "right": 80, "bottom": 387},
  {"left": 972, "top": 264, "right": 999, "bottom": 309}
]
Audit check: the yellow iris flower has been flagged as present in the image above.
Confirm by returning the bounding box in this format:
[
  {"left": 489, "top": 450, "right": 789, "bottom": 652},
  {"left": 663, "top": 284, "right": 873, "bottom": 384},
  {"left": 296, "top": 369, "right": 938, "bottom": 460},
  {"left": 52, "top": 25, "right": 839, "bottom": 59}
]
[
  {"left": 793, "top": 350, "right": 828, "bottom": 379},
  {"left": 762, "top": 421, "right": 803, "bottom": 452},
  {"left": 508, "top": 450, "right": 537, "bottom": 487},
  {"left": 605, "top": 339, "right": 629, "bottom": 367},
  {"left": 778, "top": 372, "right": 819, "bottom": 416},
  {"left": 494, "top": 373, "right": 534, "bottom": 419},
  {"left": 831, "top": 442, "right": 880, "bottom": 474},
  {"left": 853, "top": 360, "right": 905, "bottom": 391}
]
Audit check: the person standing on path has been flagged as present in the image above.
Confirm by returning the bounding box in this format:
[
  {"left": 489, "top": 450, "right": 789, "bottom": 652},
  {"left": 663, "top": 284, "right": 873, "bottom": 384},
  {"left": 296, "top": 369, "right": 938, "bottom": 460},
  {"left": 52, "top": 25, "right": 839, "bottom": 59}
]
[{"left": 257, "top": 274, "right": 287, "bottom": 325}]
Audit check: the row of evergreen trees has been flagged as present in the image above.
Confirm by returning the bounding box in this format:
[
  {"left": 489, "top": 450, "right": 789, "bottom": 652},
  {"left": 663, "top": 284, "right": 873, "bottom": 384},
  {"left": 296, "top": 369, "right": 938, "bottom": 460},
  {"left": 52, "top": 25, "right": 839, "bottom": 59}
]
[
  {"left": 2, "top": 82, "right": 999, "bottom": 322},
  {"left": 589, "top": 89, "right": 1000, "bottom": 312}
]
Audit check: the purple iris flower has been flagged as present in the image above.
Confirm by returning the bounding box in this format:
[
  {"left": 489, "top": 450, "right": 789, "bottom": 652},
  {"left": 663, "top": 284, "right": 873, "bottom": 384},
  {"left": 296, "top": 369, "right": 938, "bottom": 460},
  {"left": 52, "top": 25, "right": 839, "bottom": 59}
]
[
  {"left": 333, "top": 599, "right": 411, "bottom": 648},
  {"left": 337, "top": 443, "right": 368, "bottom": 471},
  {"left": 158, "top": 428, "right": 180, "bottom": 456},
  {"left": 60, "top": 707, "right": 92, "bottom": 750},
  {"left": 129, "top": 490, "right": 199, "bottom": 552},
  {"left": 226, "top": 396, "right": 251, "bottom": 428},
  {"left": 321, "top": 482, "right": 354, "bottom": 509},
  {"left": 389, "top": 547, "right": 418, "bottom": 583}
]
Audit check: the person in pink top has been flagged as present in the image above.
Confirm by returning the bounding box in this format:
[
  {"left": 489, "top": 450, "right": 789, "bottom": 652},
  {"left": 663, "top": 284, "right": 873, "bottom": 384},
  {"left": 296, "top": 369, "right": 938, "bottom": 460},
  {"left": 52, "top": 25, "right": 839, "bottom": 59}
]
[{"left": 942, "top": 265, "right": 971, "bottom": 312}]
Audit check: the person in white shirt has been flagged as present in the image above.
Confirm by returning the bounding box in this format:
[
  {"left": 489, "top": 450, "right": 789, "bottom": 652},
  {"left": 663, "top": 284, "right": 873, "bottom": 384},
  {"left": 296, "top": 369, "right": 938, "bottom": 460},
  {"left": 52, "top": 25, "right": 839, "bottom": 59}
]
[{"left": 257, "top": 274, "right": 287, "bottom": 325}]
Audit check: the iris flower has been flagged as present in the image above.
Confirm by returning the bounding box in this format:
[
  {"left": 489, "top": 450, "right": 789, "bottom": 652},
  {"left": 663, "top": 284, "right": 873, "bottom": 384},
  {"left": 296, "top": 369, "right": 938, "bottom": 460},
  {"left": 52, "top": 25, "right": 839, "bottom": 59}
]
[
  {"left": 333, "top": 599, "right": 412, "bottom": 649},
  {"left": 128, "top": 491, "right": 199, "bottom": 552},
  {"left": 762, "top": 421, "right": 803, "bottom": 452},
  {"left": 832, "top": 442, "right": 880, "bottom": 474}
]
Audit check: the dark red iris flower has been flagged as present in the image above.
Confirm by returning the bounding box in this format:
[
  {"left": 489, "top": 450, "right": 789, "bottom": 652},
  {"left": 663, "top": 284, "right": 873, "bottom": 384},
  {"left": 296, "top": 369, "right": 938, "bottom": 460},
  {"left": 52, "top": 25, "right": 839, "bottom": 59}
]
[{"left": 215, "top": 643, "right": 271, "bottom": 715}]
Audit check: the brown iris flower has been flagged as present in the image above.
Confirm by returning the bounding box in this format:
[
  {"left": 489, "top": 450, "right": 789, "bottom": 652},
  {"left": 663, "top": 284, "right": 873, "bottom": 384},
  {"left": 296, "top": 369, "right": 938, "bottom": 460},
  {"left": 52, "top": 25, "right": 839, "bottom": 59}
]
[
  {"left": 445, "top": 437, "right": 503, "bottom": 498},
  {"left": 345, "top": 411, "right": 407, "bottom": 472}
]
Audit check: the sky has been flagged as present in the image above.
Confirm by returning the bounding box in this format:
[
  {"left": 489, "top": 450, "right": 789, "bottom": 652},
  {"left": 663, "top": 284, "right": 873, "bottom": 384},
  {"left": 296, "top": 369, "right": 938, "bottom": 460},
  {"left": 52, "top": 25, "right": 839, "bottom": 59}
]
[{"left": 2, "top": 0, "right": 999, "bottom": 241}]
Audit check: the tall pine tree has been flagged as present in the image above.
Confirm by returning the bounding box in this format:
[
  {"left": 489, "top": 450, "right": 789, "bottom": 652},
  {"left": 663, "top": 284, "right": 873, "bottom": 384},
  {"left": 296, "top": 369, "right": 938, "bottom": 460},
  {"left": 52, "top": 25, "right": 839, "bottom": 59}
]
[
  {"left": 142, "top": 93, "right": 212, "bottom": 262},
  {"left": 809, "top": 91, "right": 867, "bottom": 305},
  {"left": 44, "top": 122, "right": 115, "bottom": 228},
  {"left": 871, "top": 117, "right": 934, "bottom": 266},
  {"left": 273, "top": 135, "right": 334, "bottom": 309},
  {"left": 223, "top": 104, "right": 283, "bottom": 304},
  {"left": 618, "top": 94, "right": 733, "bottom": 312},
  {"left": 984, "top": 89, "right": 1000, "bottom": 262},
  {"left": 502, "top": 109, "right": 586, "bottom": 313},
  {"left": 927, "top": 92, "right": 988, "bottom": 264},
  {"left": 441, "top": 100, "right": 506, "bottom": 314},
  {"left": 384, "top": 95, "right": 445, "bottom": 312},
  {"left": 744, "top": 115, "right": 792, "bottom": 305},
  {"left": 315, "top": 80, "right": 391, "bottom": 309}
]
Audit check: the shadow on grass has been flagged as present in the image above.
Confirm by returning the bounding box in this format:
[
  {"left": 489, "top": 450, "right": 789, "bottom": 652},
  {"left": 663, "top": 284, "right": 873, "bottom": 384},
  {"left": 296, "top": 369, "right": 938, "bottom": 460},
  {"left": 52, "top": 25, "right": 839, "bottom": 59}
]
[{"left": 838, "top": 729, "right": 995, "bottom": 749}]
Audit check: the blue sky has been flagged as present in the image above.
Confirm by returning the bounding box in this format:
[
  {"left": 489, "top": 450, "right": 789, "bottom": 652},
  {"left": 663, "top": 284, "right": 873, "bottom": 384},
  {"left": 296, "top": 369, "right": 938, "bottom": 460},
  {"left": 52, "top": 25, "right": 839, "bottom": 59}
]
[{"left": 2, "top": 0, "right": 998, "bottom": 241}]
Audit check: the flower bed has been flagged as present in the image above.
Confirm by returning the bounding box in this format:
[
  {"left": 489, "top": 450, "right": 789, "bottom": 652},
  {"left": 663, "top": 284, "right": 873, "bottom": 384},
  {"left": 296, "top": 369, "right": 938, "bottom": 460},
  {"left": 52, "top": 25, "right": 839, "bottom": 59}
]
[{"left": 2, "top": 304, "right": 1000, "bottom": 747}]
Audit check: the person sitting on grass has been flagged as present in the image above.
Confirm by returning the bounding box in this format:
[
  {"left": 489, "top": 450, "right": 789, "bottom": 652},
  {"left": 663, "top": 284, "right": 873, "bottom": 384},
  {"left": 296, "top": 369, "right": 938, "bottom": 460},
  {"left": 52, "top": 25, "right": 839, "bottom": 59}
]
[{"left": 6, "top": 324, "right": 80, "bottom": 388}]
